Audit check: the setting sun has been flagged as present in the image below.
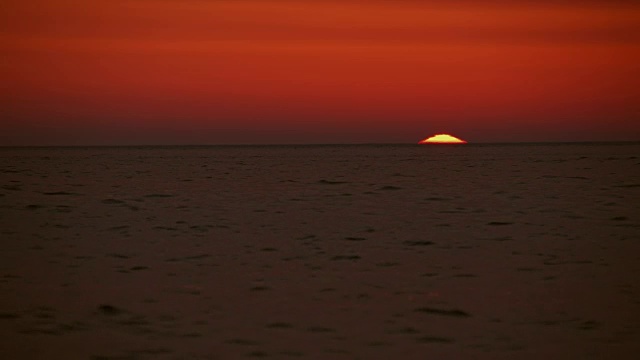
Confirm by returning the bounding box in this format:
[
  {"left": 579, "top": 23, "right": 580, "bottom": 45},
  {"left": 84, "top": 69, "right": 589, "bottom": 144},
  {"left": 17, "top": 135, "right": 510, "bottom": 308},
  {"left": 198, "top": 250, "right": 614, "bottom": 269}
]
[{"left": 418, "top": 134, "right": 467, "bottom": 144}]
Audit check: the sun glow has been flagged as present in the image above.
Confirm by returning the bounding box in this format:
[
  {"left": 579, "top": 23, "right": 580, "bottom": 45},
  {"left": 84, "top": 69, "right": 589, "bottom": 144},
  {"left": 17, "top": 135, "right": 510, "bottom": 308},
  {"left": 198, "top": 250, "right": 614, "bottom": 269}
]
[{"left": 418, "top": 134, "right": 467, "bottom": 144}]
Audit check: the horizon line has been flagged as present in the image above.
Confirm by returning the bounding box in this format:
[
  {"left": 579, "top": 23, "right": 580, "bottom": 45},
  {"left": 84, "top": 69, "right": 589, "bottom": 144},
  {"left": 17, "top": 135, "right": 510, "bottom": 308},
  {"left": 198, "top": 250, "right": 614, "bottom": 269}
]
[{"left": 1, "top": 140, "right": 639, "bottom": 148}]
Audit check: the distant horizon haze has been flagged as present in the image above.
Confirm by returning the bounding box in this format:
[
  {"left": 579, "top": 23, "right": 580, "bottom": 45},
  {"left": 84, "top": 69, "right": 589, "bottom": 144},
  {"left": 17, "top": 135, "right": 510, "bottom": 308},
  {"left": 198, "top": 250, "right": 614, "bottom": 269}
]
[{"left": 1, "top": 120, "right": 638, "bottom": 146}]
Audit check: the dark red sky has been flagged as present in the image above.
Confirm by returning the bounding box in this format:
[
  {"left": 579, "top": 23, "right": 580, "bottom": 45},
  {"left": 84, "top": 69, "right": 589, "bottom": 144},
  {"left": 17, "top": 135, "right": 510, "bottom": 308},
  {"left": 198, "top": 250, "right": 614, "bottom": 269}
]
[{"left": 2, "top": 0, "right": 639, "bottom": 145}]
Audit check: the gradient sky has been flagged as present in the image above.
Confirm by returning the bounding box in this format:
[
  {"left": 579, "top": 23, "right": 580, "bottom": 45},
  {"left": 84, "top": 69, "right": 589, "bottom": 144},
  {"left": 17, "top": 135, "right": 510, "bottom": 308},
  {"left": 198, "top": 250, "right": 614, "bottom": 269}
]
[{"left": 2, "top": 0, "right": 639, "bottom": 145}]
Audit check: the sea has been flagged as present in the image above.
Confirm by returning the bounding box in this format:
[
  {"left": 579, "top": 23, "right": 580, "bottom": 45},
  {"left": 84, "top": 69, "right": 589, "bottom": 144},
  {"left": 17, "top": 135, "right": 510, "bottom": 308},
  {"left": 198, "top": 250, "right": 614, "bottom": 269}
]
[{"left": 1, "top": 142, "right": 639, "bottom": 359}]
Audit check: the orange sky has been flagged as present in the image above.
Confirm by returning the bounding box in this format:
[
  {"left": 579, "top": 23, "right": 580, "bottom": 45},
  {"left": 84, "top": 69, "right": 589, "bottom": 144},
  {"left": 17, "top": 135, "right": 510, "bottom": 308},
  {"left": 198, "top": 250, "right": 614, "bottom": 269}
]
[{"left": 2, "top": 0, "right": 639, "bottom": 144}]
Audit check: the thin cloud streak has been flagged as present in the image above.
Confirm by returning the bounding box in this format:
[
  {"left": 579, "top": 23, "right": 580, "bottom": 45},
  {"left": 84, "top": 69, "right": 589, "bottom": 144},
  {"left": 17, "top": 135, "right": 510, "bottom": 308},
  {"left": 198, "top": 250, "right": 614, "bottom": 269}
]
[{"left": 2, "top": 0, "right": 639, "bottom": 45}]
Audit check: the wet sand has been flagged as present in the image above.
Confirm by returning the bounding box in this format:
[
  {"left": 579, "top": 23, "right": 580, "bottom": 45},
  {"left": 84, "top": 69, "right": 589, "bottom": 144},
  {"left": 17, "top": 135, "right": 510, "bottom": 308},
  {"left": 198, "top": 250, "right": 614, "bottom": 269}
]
[{"left": 1, "top": 143, "right": 639, "bottom": 359}]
